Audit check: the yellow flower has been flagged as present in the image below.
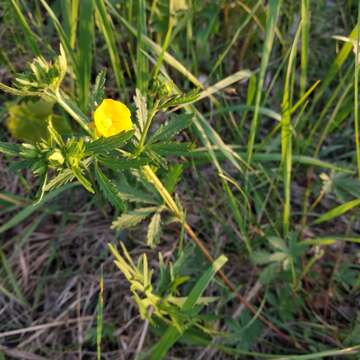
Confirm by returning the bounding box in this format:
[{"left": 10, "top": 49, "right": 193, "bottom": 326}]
[{"left": 94, "top": 99, "right": 132, "bottom": 137}]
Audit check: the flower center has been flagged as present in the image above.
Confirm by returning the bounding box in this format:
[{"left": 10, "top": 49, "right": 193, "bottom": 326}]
[{"left": 102, "top": 116, "right": 113, "bottom": 130}]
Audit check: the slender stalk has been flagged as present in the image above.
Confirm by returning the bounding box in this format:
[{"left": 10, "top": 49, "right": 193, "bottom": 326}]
[
  {"left": 300, "top": 0, "right": 309, "bottom": 96},
  {"left": 138, "top": 100, "right": 160, "bottom": 151},
  {"left": 355, "top": 3, "right": 360, "bottom": 178},
  {"left": 54, "top": 89, "right": 91, "bottom": 135}
]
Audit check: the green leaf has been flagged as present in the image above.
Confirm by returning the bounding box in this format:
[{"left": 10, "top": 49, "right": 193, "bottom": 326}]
[
  {"left": 148, "top": 115, "right": 192, "bottom": 144},
  {"left": 44, "top": 168, "right": 75, "bottom": 192},
  {"left": 6, "top": 99, "right": 72, "bottom": 144},
  {"left": 116, "top": 178, "right": 159, "bottom": 204},
  {"left": 39, "top": 0, "right": 78, "bottom": 72},
  {"left": 259, "top": 263, "right": 279, "bottom": 285},
  {"left": 268, "top": 236, "right": 288, "bottom": 252},
  {"left": 163, "top": 164, "right": 183, "bottom": 194},
  {"left": 94, "top": 0, "right": 125, "bottom": 89},
  {"left": 147, "top": 212, "right": 162, "bottom": 248},
  {"left": 89, "top": 70, "right": 106, "bottom": 112},
  {"left": 95, "top": 163, "right": 125, "bottom": 211},
  {"left": 247, "top": 0, "right": 281, "bottom": 164},
  {"left": 111, "top": 207, "right": 158, "bottom": 230},
  {"left": 77, "top": 0, "right": 94, "bottom": 110},
  {"left": 72, "top": 166, "right": 94, "bottom": 193},
  {"left": 314, "top": 198, "right": 360, "bottom": 224},
  {"left": 252, "top": 251, "right": 273, "bottom": 265},
  {"left": 149, "top": 255, "right": 227, "bottom": 360},
  {"left": 86, "top": 130, "right": 134, "bottom": 154},
  {"left": 148, "top": 142, "right": 192, "bottom": 156},
  {"left": 134, "top": 88, "right": 148, "bottom": 132},
  {"left": 136, "top": 0, "right": 148, "bottom": 92},
  {"left": 160, "top": 88, "right": 200, "bottom": 109},
  {"left": 0, "top": 141, "right": 21, "bottom": 156},
  {"left": 0, "top": 82, "right": 38, "bottom": 96},
  {"left": 98, "top": 156, "right": 148, "bottom": 170},
  {"left": 9, "top": 0, "right": 41, "bottom": 56}
]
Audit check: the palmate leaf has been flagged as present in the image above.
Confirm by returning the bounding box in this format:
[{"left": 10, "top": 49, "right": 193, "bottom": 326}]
[
  {"left": 95, "top": 163, "right": 125, "bottom": 211},
  {"left": 147, "top": 212, "right": 162, "bottom": 248},
  {"left": 148, "top": 115, "right": 192, "bottom": 144},
  {"left": 111, "top": 206, "right": 158, "bottom": 230},
  {"left": 86, "top": 130, "right": 134, "bottom": 154}
]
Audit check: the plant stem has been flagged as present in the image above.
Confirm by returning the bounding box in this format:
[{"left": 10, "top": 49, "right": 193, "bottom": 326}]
[
  {"left": 54, "top": 89, "right": 92, "bottom": 135},
  {"left": 138, "top": 100, "right": 160, "bottom": 151}
]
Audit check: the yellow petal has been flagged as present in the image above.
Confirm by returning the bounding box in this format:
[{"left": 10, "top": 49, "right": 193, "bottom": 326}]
[{"left": 94, "top": 99, "right": 132, "bottom": 137}]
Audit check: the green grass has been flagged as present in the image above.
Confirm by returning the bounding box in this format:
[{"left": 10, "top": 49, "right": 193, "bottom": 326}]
[{"left": 0, "top": 0, "right": 360, "bottom": 359}]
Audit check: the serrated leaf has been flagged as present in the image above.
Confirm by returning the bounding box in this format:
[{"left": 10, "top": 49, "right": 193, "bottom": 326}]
[
  {"left": 148, "top": 142, "right": 192, "bottom": 156},
  {"left": 144, "top": 149, "right": 168, "bottom": 168},
  {"left": 148, "top": 115, "right": 192, "bottom": 144},
  {"left": 72, "top": 166, "right": 94, "bottom": 193},
  {"left": 45, "top": 168, "right": 75, "bottom": 192},
  {"left": 116, "top": 178, "right": 159, "bottom": 204},
  {"left": 95, "top": 163, "right": 125, "bottom": 211},
  {"left": 89, "top": 70, "right": 106, "bottom": 112},
  {"left": 86, "top": 130, "right": 134, "bottom": 154},
  {"left": 134, "top": 88, "right": 148, "bottom": 132},
  {"left": 0, "top": 82, "right": 38, "bottom": 96},
  {"left": 111, "top": 206, "right": 158, "bottom": 230},
  {"left": 99, "top": 156, "right": 148, "bottom": 170},
  {"left": 268, "top": 236, "right": 288, "bottom": 251},
  {"left": 163, "top": 164, "right": 183, "bottom": 194},
  {"left": 147, "top": 212, "right": 162, "bottom": 248},
  {"left": 48, "top": 118, "right": 65, "bottom": 147},
  {"left": 160, "top": 88, "right": 200, "bottom": 109},
  {"left": 9, "top": 159, "right": 34, "bottom": 172},
  {"left": 0, "top": 141, "right": 21, "bottom": 156}
]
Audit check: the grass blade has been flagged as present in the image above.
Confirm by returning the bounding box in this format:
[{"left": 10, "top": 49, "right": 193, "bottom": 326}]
[
  {"left": 0, "top": 183, "right": 77, "bottom": 234},
  {"left": 94, "top": 0, "right": 125, "bottom": 90},
  {"left": 136, "top": 0, "right": 148, "bottom": 92},
  {"left": 281, "top": 24, "right": 301, "bottom": 236},
  {"left": 355, "top": 2, "right": 360, "bottom": 177},
  {"left": 314, "top": 198, "right": 360, "bottom": 225},
  {"left": 77, "top": 0, "right": 94, "bottom": 110},
  {"left": 9, "top": 0, "right": 41, "bottom": 56},
  {"left": 246, "top": 0, "right": 281, "bottom": 165},
  {"left": 39, "top": 0, "right": 78, "bottom": 70},
  {"left": 300, "top": 0, "right": 310, "bottom": 96}
]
